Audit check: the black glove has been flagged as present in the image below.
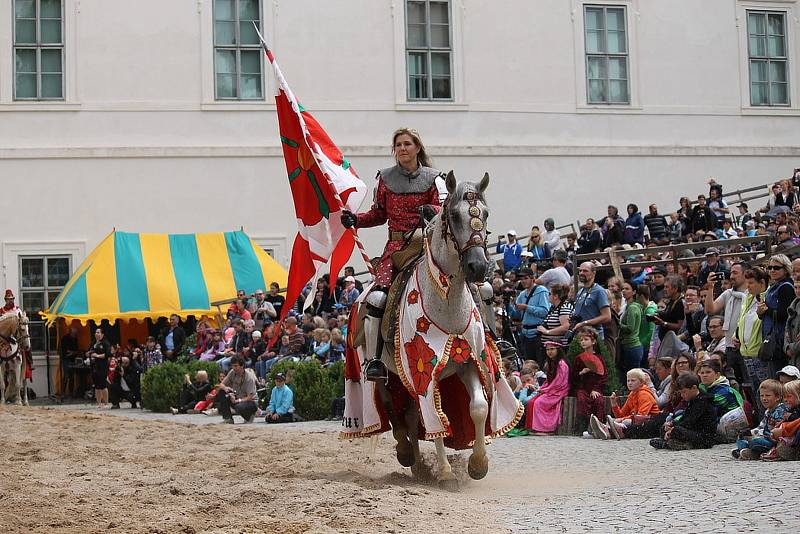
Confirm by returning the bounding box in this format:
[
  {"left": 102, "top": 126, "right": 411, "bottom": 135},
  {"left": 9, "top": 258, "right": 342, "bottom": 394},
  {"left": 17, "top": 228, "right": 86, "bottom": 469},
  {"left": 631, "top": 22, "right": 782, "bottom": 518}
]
[
  {"left": 341, "top": 210, "right": 357, "bottom": 229},
  {"left": 419, "top": 204, "right": 436, "bottom": 223}
]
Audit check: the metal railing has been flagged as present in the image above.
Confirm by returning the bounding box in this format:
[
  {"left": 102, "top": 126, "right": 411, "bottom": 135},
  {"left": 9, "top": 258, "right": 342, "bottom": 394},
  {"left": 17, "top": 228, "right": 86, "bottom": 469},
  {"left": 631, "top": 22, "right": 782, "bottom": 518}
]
[{"left": 571, "top": 235, "right": 774, "bottom": 287}]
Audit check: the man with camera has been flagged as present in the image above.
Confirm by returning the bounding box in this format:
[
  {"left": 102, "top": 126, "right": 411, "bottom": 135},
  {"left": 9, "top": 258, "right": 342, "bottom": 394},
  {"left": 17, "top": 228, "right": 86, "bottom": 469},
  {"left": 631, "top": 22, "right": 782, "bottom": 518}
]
[
  {"left": 215, "top": 355, "right": 258, "bottom": 424},
  {"left": 697, "top": 247, "right": 730, "bottom": 290},
  {"left": 496, "top": 229, "right": 523, "bottom": 273},
  {"left": 512, "top": 268, "right": 550, "bottom": 366},
  {"left": 571, "top": 262, "right": 612, "bottom": 338},
  {"left": 704, "top": 262, "right": 746, "bottom": 345},
  {"left": 650, "top": 275, "right": 688, "bottom": 358}
]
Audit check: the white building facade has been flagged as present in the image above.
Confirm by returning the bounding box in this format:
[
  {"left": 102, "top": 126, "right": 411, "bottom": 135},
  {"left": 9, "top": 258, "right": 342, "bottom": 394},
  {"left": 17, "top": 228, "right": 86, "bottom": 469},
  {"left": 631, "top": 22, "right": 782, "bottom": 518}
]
[{"left": 1, "top": 0, "right": 799, "bottom": 394}]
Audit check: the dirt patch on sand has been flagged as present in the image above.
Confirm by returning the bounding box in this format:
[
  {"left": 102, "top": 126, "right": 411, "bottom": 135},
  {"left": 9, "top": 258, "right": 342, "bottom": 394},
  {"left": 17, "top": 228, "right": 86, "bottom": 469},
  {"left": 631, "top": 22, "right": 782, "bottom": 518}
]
[{"left": 0, "top": 407, "right": 504, "bottom": 534}]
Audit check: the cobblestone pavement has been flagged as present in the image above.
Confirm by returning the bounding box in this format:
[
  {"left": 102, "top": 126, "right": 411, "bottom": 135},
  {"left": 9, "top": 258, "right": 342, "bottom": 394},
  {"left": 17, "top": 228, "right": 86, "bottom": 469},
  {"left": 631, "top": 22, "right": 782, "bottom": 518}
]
[
  {"left": 479, "top": 434, "right": 796, "bottom": 534},
  {"left": 47, "top": 405, "right": 799, "bottom": 533}
]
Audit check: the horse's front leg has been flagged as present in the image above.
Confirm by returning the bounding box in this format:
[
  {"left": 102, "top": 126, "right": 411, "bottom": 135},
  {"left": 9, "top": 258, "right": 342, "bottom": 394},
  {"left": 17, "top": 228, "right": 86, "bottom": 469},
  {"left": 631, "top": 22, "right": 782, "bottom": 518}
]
[
  {"left": 434, "top": 437, "right": 458, "bottom": 491},
  {"left": 21, "top": 370, "right": 29, "bottom": 406},
  {"left": 11, "top": 359, "right": 23, "bottom": 405},
  {"left": 375, "top": 379, "right": 413, "bottom": 468},
  {"left": 402, "top": 400, "right": 425, "bottom": 478},
  {"left": 460, "top": 363, "right": 489, "bottom": 480},
  {"left": 0, "top": 362, "right": 6, "bottom": 404}
]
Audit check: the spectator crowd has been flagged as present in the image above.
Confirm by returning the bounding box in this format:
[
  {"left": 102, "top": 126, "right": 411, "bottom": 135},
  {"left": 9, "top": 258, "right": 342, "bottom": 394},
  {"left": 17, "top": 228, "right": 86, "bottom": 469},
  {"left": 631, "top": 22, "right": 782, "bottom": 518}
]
[{"left": 494, "top": 170, "right": 800, "bottom": 461}]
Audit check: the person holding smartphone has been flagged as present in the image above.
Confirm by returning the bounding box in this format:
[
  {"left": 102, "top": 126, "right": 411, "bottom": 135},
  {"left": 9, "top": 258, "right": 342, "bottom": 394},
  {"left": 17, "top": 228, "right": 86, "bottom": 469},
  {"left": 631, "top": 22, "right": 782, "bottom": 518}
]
[{"left": 698, "top": 248, "right": 729, "bottom": 296}]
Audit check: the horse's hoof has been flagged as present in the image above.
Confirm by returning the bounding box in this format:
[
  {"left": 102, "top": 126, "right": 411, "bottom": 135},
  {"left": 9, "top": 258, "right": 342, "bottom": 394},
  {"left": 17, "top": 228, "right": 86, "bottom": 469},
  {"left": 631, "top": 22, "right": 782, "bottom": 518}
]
[
  {"left": 438, "top": 477, "right": 459, "bottom": 492},
  {"left": 467, "top": 454, "right": 489, "bottom": 480},
  {"left": 396, "top": 439, "right": 414, "bottom": 468}
]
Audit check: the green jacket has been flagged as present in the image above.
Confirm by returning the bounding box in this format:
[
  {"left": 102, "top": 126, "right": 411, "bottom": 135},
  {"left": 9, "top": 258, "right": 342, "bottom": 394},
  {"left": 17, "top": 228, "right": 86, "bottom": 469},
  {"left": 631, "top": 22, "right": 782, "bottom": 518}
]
[
  {"left": 638, "top": 301, "right": 658, "bottom": 350},
  {"left": 736, "top": 292, "right": 764, "bottom": 358},
  {"left": 620, "top": 301, "right": 643, "bottom": 348}
]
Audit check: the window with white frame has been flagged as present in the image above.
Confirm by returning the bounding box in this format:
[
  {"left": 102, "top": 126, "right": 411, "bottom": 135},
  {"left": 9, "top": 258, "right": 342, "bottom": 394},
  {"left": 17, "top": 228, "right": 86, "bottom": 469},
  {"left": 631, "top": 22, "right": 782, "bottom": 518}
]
[
  {"left": 584, "top": 5, "right": 629, "bottom": 104},
  {"left": 213, "top": 0, "right": 263, "bottom": 100},
  {"left": 747, "top": 10, "right": 790, "bottom": 106},
  {"left": 13, "top": 0, "right": 64, "bottom": 100},
  {"left": 19, "top": 255, "right": 71, "bottom": 352},
  {"left": 405, "top": 0, "right": 453, "bottom": 101}
]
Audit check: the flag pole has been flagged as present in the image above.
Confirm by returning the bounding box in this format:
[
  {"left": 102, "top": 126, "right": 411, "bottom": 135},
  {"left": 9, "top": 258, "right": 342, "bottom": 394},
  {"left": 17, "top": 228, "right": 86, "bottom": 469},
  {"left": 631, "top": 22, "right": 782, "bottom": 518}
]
[{"left": 252, "top": 22, "right": 375, "bottom": 277}]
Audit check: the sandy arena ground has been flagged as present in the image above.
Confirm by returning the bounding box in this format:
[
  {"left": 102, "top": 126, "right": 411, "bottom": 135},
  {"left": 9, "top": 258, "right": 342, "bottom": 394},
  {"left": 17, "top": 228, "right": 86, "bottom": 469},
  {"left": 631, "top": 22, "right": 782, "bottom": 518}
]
[
  {"left": 3, "top": 405, "right": 797, "bottom": 533},
  {"left": 0, "top": 406, "right": 517, "bottom": 534}
]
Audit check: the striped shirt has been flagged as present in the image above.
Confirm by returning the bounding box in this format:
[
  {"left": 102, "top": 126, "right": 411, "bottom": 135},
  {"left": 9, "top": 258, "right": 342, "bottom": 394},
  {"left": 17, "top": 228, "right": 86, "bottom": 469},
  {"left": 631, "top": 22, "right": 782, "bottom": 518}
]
[{"left": 541, "top": 302, "right": 574, "bottom": 346}]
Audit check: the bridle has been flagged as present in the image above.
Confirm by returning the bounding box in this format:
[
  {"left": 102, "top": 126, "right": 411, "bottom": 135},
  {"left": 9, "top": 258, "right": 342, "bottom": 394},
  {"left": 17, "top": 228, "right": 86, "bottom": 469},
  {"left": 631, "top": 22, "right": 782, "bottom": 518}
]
[{"left": 439, "top": 189, "right": 488, "bottom": 261}]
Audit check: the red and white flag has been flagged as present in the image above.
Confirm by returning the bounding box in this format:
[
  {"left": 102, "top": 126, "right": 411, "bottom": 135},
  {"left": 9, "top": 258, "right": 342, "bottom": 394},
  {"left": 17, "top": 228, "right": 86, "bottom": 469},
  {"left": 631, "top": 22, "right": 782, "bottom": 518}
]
[{"left": 258, "top": 32, "right": 369, "bottom": 320}]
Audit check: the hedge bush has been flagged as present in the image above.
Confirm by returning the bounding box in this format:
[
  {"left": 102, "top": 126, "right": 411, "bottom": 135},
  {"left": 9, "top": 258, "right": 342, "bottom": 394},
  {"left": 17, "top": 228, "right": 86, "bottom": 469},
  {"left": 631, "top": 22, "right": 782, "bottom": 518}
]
[
  {"left": 565, "top": 335, "right": 621, "bottom": 395},
  {"left": 141, "top": 361, "right": 188, "bottom": 413}
]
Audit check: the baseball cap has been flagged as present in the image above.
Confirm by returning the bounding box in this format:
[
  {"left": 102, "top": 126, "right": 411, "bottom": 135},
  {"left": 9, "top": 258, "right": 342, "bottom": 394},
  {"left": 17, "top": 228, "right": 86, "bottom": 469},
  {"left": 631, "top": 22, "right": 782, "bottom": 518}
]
[
  {"left": 704, "top": 247, "right": 720, "bottom": 256},
  {"left": 344, "top": 275, "right": 355, "bottom": 283},
  {"left": 507, "top": 229, "right": 517, "bottom": 236},
  {"left": 651, "top": 266, "right": 667, "bottom": 275},
  {"left": 778, "top": 365, "right": 800, "bottom": 380},
  {"left": 275, "top": 372, "right": 286, "bottom": 381}
]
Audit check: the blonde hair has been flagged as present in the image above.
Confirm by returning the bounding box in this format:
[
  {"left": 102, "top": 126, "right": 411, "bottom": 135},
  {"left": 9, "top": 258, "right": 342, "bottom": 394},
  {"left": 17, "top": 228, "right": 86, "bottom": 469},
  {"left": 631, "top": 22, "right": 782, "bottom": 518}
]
[
  {"left": 312, "top": 316, "right": 326, "bottom": 329},
  {"left": 195, "top": 370, "right": 208, "bottom": 381},
  {"left": 769, "top": 253, "right": 793, "bottom": 276},
  {"left": 331, "top": 328, "right": 344, "bottom": 345},
  {"left": 627, "top": 368, "right": 648, "bottom": 384},
  {"left": 783, "top": 379, "right": 800, "bottom": 400},
  {"left": 759, "top": 379, "right": 783, "bottom": 397},
  {"left": 392, "top": 128, "right": 432, "bottom": 168}
]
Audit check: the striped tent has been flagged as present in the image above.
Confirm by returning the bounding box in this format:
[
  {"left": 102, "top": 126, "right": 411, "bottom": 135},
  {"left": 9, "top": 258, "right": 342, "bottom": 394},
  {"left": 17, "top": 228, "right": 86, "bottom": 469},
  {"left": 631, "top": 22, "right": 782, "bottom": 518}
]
[{"left": 42, "top": 230, "right": 288, "bottom": 325}]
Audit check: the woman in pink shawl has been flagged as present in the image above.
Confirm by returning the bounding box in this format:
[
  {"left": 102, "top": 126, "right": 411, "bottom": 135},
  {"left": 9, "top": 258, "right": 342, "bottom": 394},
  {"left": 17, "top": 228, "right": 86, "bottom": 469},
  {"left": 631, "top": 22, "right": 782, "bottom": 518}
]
[{"left": 524, "top": 340, "right": 570, "bottom": 433}]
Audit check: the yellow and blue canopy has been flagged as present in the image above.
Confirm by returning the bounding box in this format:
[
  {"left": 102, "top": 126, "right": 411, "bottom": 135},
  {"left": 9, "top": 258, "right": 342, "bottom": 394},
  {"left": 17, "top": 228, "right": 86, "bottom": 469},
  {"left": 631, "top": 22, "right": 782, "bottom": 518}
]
[{"left": 43, "top": 230, "right": 288, "bottom": 325}]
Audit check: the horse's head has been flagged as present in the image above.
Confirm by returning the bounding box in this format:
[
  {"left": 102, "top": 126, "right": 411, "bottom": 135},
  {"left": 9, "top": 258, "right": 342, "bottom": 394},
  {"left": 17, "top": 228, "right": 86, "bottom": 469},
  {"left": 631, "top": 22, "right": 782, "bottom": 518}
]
[
  {"left": 441, "top": 171, "right": 490, "bottom": 283},
  {"left": 17, "top": 312, "right": 31, "bottom": 352}
]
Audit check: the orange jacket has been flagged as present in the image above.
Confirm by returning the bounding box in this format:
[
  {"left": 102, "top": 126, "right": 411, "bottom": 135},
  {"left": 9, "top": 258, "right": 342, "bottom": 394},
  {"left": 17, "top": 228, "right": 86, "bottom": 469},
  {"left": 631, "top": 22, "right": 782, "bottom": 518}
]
[
  {"left": 777, "top": 417, "right": 800, "bottom": 438},
  {"left": 613, "top": 385, "right": 661, "bottom": 418}
]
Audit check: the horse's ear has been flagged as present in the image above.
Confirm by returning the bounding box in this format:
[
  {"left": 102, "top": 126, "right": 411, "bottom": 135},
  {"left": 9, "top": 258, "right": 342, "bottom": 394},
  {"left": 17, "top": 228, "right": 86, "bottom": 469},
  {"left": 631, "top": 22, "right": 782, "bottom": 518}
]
[
  {"left": 477, "top": 173, "right": 490, "bottom": 194},
  {"left": 445, "top": 170, "right": 457, "bottom": 194}
]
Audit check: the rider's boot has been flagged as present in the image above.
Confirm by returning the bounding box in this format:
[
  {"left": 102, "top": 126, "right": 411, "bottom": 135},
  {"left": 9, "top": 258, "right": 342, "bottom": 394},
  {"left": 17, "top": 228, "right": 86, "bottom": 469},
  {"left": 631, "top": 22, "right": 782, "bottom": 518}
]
[{"left": 363, "top": 286, "right": 389, "bottom": 383}]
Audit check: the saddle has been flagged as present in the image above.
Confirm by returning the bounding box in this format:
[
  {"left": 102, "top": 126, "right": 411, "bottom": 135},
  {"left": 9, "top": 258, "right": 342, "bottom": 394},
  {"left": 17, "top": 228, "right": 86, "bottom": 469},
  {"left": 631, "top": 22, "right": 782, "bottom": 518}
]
[{"left": 352, "top": 230, "right": 426, "bottom": 350}]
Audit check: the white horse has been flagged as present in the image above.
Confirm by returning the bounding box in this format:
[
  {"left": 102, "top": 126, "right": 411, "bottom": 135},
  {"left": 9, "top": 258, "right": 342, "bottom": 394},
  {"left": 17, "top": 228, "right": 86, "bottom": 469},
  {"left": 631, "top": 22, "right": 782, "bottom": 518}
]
[
  {"left": 365, "top": 171, "right": 503, "bottom": 489},
  {"left": 0, "top": 311, "right": 32, "bottom": 406}
]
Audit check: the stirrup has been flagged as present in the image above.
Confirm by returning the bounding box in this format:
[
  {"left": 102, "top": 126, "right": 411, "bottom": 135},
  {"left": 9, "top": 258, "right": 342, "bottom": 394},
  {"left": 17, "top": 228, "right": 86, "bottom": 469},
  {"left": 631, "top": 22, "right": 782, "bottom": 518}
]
[{"left": 364, "top": 358, "right": 388, "bottom": 383}]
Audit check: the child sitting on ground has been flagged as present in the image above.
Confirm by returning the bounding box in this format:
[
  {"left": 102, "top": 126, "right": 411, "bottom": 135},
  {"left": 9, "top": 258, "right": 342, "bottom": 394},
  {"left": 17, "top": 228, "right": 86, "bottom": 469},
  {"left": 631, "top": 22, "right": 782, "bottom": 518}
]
[
  {"left": 591, "top": 368, "right": 660, "bottom": 440},
  {"left": 650, "top": 371, "right": 718, "bottom": 450},
  {"left": 698, "top": 359, "right": 748, "bottom": 441},
  {"left": 571, "top": 328, "right": 608, "bottom": 437},
  {"left": 504, "top": 360, "right": 522, "bottom": 394},
  {"left": 516, "top": 372, "right": 539, "bottom": 403},
  {"left": 762, "top": 379, "right": 800, "bottom": 461},
  {"left": 733, "top": 379, "right": 786, "bottom": 460}
]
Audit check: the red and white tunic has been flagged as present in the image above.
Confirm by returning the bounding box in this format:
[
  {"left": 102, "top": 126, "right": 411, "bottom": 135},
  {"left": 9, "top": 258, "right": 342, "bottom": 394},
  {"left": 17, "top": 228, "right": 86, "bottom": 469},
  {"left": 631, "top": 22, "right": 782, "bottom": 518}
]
[{"left": 357, "top": 165, "right": 443, "bottom": 286}]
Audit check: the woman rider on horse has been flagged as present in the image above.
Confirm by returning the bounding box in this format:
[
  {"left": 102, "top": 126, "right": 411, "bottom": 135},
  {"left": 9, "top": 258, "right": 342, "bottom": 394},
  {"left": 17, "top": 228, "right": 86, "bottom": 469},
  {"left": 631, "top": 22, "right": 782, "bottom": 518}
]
[{"left": 341, "top": 128, "right": 445, "bottom": 381}]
